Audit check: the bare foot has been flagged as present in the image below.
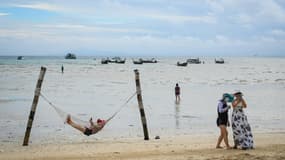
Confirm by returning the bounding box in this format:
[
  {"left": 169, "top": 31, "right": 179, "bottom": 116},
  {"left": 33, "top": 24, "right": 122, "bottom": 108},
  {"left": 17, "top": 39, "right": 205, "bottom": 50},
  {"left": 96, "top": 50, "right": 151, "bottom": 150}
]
[
  {"left": 216, "top": 146, "right": 223, "bottom": 149},
  {"left": 226, "top": 146, "right": 233, "bottom": 150}
]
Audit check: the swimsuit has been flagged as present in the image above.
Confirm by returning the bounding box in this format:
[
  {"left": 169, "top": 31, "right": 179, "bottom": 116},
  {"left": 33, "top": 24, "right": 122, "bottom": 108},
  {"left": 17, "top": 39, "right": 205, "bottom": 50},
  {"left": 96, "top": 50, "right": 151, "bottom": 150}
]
[
  {"left": 175, "top": 87, "right": 180, "bottom": 95},
  {"left": 84, "top": 127, "right": 93, "bottom": 136}
]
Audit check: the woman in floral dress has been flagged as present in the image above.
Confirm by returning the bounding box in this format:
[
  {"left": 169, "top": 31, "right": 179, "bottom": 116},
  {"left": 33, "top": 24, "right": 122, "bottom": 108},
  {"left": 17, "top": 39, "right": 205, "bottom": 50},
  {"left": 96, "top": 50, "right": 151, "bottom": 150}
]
[{"left": 231, "top": 92, "right": 254, "bottom": 149}]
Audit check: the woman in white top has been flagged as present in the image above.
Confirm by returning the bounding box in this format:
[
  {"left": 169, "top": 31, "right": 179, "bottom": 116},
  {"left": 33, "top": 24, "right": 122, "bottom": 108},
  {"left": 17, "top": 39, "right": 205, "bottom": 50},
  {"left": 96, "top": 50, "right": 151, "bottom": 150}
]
[{"left": 231, "top": 92, "right": 254, "bottom": 149}]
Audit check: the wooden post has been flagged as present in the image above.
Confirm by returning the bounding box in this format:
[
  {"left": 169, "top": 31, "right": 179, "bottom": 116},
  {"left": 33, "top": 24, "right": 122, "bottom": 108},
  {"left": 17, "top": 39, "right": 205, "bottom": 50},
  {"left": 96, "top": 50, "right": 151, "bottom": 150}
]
[
  {"left": 23, "top": 66, "right": 46, "bottom": 146},
  {"left": 134, "top": 69, "right": 149, "bottom": 140}
]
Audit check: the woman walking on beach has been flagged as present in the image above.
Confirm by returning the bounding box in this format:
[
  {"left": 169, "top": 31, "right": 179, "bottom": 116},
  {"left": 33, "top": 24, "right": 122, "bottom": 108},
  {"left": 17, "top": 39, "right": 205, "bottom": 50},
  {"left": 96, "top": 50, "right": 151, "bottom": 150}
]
[
  {"left": 231, "top": 92, "right": 254, "bottom": 149},
  {"left": 216, "top": 94, "right": 231, "bottom": 149}
]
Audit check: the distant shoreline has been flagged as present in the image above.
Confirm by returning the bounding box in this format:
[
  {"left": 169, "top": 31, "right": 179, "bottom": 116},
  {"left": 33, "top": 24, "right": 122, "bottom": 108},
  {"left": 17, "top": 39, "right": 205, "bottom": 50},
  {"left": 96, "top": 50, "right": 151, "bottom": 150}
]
[{"left": 1, "top": 55, "right": 285, "bottom": 58}]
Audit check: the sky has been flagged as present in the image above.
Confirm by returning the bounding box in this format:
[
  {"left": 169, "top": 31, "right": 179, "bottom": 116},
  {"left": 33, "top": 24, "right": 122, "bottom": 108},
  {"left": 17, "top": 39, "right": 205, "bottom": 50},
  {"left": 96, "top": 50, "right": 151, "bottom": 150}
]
[{"left": 0, "top": 0, "right": 285, "bottom": 56}]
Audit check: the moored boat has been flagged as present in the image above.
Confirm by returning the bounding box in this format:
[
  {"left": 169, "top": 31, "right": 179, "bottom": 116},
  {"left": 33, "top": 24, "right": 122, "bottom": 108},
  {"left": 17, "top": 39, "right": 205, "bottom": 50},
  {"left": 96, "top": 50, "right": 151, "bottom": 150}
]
[
  {"left": 140, "top": 58, "right": 157, "bottom": 63},
  {"left": 116, "top": 58, "right": 126, "bottom": 64},
  {"left": 101, "top": 58, "right": 109, "bottom": 64},
  {"left": 17, "top": 56, "right": 24, "bottom": 60},
  {"left": 177, "top": 61, "right": 188, "bottom": 67},
  {"left": 65, "top": 53, "right": 76, "bottom": 59},
  {"left": 215, "top": 58, "right": 224, "bottom": 64},
  {"left": 187, "top": 58, "right": 201, "bottom": 64},
  {"left": 101, "top": 57, "right": 126, "bottom": 64},
  {"left": 133, "top": 59, "right": 143, "bottom": 64}
]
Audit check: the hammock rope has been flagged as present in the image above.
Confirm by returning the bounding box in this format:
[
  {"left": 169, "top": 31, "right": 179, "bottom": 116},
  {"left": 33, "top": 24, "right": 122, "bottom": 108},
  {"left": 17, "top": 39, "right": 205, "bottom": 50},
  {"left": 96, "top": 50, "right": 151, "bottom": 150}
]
[{"left": 39, "top": 91, "right": 138, "bottom": 126}]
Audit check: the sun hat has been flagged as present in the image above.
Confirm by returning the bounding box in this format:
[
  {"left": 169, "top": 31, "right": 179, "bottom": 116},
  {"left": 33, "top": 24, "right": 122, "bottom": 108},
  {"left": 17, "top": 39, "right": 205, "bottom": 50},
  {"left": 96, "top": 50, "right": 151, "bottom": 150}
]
[
  {"left": 233, "top": 91, "right": 243, "bottom": 96},
  {"left": 223, "top": 93, "right": 234, "bottom": 102}
]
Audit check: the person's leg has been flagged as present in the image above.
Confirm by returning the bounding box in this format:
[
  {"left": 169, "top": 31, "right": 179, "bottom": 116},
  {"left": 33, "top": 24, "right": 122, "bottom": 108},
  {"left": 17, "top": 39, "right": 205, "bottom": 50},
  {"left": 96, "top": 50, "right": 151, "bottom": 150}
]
[
  {"left": 221, "top": 126, "right": 231, "bottom": 149},
  {"left": 216, "top": 126, "right": 223, "bottom": 148},
  {"left": 233, "top": 141, "right": 238, "bottom": 149},
  {"left": 66, "top": 115, "right": 86, "bottom": 133}
]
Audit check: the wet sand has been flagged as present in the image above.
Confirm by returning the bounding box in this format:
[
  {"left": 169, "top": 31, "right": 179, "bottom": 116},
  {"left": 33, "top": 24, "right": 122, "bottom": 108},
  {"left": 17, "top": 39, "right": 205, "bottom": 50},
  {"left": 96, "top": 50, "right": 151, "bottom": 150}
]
[{"left": 1, "top": 133, "right": 284, "bottom": 160}]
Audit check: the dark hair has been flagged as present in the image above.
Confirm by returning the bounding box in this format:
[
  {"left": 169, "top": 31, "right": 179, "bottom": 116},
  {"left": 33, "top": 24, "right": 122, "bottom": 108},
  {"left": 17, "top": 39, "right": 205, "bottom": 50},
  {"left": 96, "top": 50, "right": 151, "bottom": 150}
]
[{"left": 176, "top": 83, "right": 178, "bottom": 86}]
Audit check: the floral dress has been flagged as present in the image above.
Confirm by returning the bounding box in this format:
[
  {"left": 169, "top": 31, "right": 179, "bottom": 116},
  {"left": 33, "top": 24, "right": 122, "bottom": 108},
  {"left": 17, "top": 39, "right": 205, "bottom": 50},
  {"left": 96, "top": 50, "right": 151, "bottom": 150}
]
[{"left": 231, "top": 102, "right": 254, "bottom": 149}]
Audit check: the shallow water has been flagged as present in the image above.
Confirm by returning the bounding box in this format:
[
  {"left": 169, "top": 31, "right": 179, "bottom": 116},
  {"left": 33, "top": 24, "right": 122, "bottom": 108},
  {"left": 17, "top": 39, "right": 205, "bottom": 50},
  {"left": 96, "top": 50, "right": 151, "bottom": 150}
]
[{"left": 0, "top": 56, "right": 285, "bottom": 144}]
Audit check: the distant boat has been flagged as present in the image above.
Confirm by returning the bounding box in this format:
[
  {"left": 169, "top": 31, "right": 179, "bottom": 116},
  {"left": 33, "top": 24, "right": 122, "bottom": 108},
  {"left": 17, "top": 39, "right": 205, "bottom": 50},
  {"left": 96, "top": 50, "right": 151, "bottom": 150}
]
[
  {"left": 101, "top": 58, "right": 109, "bottom": 64},
  {"left": 17, "top": 56, "right": 24, "bottom": 60},
  {"left": 215, "top": 58, "right": 224, "bottom": 64},
  {"left": 65, "top": 53, "right": 76, "bottom": 59},
  {"left": 187, "top": 58, "right": 201, "bottom": 64},
  {"left": 177, "top": 61, "right": 188, "bottom": 67},
  {"left": 109, "top": 57, "right": 126, "bottom": 64},
  {"left": 140, "top": 58, "right": 158, "bottom": 63},
  {"left": 133, "top": 59, "right": 143, "bottom": 64},
  {"left": 108, "top": 57, "right": 118, "bottom": 63},
  {"left": 115, "top": 58, "right": 126, "bottom": 64}
]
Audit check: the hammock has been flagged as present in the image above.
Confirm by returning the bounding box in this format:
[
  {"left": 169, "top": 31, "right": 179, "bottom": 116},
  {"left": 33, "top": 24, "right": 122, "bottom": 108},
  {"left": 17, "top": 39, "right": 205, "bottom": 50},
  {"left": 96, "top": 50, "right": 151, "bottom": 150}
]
[{"left": 39, "top": 91, "right": 137, "bottom": 127}]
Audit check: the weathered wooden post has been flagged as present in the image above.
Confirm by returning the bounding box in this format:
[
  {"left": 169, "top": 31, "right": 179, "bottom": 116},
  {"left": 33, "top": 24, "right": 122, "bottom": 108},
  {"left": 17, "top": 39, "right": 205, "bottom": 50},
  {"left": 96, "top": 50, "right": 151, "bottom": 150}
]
[
  {"left": 23, "top": 66, "right": 46, "bottom": 146},
  {"left": 134, "top": 69, "right": 149, "bottom": 140}
]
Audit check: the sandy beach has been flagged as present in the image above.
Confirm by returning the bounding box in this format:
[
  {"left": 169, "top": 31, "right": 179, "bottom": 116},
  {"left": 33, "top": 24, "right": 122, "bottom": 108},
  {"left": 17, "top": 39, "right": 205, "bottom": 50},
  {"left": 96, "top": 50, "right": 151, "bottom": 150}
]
[{"left": 1, "top": 132, "right": 284, "bottom": 160}]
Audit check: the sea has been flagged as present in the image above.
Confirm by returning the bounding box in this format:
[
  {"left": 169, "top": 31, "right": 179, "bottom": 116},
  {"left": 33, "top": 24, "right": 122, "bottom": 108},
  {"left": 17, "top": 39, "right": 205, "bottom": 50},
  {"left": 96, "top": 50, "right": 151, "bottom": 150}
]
[{"left": 0, "top": 56, "right": 285, "bottom": 145}]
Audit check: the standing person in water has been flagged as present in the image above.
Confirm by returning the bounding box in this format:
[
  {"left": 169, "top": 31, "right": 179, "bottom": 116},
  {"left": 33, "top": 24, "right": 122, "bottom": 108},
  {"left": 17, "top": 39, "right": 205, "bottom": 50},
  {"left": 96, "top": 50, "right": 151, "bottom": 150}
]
[
  {"left": 175, "top": 83, "right": 181, "bottom": 102},
  {"left": 216, "top": 94, "right": 232, "bottom": 149},
  {"left": 61, "top": 65, "right": 64, "bottom": 74},
  {"left": 66, "top": 115, "right": 106, "bottom": 136}
]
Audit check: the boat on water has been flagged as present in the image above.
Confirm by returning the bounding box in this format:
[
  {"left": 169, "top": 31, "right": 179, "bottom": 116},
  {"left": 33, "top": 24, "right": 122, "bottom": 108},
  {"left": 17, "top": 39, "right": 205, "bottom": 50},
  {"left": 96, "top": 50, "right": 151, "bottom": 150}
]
[
  {"left": 101, "top": 57, "right": 126, "bottom": 64},
  {"left": 101, "top": 58, "right": 109, "bottom": 64},
  {"left": 133, "top": 59, "right": 143, "bottom": 64},
  {"left": 187, "top": 58, "right": 201, "bottom": 64},
  {"left": 140, "top": 58, "right": 158, "bottom": 63},
  {"left": 115, "top": 58, "right": 126, "bottom": 64},
  {"left": 65, "top": 53, "right": 76, "bottom": 59},
  {"left": 107, "top": 57, "right": 117, "bottom": 63},
  {"left": 109, "top": 57, "right": 126, "bottom": 64},
  {"left": 17, "top": 56, "right": 24, "bottom": 60},
  {"left": 215, "top": 58, "right": 225, "bottom": 64},
  {"left": 177, "top": 61, "right": 188, "bottom": 67}
]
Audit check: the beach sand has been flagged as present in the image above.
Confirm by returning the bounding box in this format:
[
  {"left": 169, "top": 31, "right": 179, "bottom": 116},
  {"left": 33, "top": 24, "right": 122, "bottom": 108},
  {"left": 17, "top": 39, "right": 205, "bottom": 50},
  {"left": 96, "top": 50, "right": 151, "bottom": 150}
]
[{"left": 1, "top": 133, "right": 284, "bottom": 160}]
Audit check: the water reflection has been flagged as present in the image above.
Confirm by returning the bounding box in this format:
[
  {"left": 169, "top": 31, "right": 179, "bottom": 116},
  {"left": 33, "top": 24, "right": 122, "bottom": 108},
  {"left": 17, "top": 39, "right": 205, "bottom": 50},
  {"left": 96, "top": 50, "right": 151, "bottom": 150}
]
[{"left": 175, "top": 101, "right": 180, "bottom": 129}]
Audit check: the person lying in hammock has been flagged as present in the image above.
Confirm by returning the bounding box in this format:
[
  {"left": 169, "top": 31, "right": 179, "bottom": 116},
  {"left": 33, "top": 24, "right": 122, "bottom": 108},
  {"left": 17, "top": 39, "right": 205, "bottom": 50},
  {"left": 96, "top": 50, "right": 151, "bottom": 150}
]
[{"left": 66, "top": 114, "right": 106, "bottom": 136}]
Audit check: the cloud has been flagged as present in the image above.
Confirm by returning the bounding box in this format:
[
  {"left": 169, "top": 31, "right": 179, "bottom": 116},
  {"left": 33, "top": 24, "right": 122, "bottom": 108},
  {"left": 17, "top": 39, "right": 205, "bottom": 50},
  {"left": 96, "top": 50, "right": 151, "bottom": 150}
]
[
  {"left": 257, "top": 0, "right": 285, "bottom": 23},
  {"left": 0, "top": 0, "right": 285, "bottom": 56},
  {"left": 0, "top": 12, "right": 9, "bottom": 16},
  {"left": 270, "top": 29, "right": 285, "bottom": 37},
  {"left": 0, "top": 28, "right": 52, "bottom": 39},
  {"left": 35, "top": 24, "right": 160, "bottom": 34},
  {"left": 11, "top": 1, "right": 217, "bottom": 24},
  {"left": 2, "top": 24, "right": 284, "bottom": 56},
  {"left": 206, "top": 0, "right": 225, "bottom": 13},
  {"left": 146, "top": 14, "right": 217, "bottom": 24},
  {"left": 13, "top": 3, "right": 63, "bottom": 12},
  {"left": 207, "top": 0, "right": 285, "bottom": 26}
]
